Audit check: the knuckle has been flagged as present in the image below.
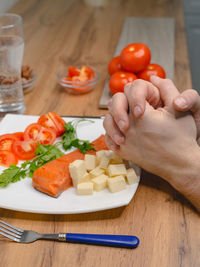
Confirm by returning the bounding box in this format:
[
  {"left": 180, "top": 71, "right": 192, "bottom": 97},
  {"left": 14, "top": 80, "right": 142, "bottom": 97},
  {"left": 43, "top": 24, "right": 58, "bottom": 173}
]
[{"left": 162, "top": 78, "right": 174, "bottom": 87}]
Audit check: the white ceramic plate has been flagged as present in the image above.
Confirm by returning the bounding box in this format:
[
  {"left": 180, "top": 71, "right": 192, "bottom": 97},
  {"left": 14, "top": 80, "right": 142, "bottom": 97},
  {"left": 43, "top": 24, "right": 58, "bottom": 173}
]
[{"left": 0, "top": 114, "right": 140, "bottom": 214}]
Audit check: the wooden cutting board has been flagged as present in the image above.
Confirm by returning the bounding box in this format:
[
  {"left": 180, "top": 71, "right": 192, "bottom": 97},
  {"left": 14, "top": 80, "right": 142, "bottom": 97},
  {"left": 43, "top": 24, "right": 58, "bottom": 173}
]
[{"left": 99, "top": 17, "right": 175, "bottom": 109}]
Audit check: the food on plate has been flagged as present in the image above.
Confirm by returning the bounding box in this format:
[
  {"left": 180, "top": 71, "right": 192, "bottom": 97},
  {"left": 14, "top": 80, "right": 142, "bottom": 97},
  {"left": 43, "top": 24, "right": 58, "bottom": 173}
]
[
  {"left": 77, "top": 182, "right": 93, "bottom": 195},
  {"left": 0, "top": 134, "right": 18, "bottom": 151},
  {"left": 12, "top": 140, "right": 37, "bottom": 160},
  {"left": 0, "top": 151, "right": 18, "bottom": 167},
  {"left": 13, "top": 132, "right": 24, "bottom": 141},
  {"left": 32, "top": 135, "right": 108, "bottom": 197},
  {"left": 120, "top": 43, "right": 151, "bottom": 73},
  {"left": 107, "top": 175, "right": 126, "bottom": 193},
  {"left": 0, "top": 116, "right": 96, "bottom": 186},
  {"left": 107, "top": 43, "right": 166, "bottom": 94},
  {"left": 69, "top": 149, "right": 139, "bottom": 195},
  {"left": 38, "top": 112, "right": 66, "bottom": 137},
  {"left": 24, "top": 123, "right": 56, "bottom": 145},
  {"left": 108, "top": 56, "right": 123, "bottom": 75},
  {"left": 109, "top": 71, "right": 137, "bottom": 94},
  {"left": 137, "top": 63, "right": 166, "bottom": 81}
]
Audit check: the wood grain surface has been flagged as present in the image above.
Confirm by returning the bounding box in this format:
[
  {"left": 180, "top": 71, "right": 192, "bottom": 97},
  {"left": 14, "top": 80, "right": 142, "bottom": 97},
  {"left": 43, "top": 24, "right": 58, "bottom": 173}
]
[
  {"left": 0, "top": 0, "right": 199, "bottom": 267},
  {"left": 99, "top": 17, "right": 174, "bottom": 108}
]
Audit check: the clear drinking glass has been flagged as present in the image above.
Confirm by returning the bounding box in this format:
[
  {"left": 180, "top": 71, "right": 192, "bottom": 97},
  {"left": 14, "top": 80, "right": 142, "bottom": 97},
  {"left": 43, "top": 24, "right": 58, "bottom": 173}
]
[{"left": 0, "top": 13, "right": 25, "bottom": 115}]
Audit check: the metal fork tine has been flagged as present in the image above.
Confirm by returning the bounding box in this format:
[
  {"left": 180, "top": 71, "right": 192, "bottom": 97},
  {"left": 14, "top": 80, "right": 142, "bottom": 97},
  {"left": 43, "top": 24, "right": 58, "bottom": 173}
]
[
  {"left": 0, "top": 223, "right": 23, "bottom": 236},
  {"left": 0, "top": 220, "right": 23, "bottom": 233},
  {"left": 0, "top": 227, "right": 22, "bottom": 239},
  {"left": 0, "top": 231, "right": 20, "bottom": 242}
]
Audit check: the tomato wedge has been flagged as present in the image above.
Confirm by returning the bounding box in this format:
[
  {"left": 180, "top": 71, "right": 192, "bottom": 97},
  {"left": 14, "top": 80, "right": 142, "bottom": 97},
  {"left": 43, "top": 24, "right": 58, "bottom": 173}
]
[
  {"left": 12, "top": 140, "right": 37, "bottom": 160},
  {"left": 38, "top": 112, "right": 65, "bottom": 137},
  {"left": 68, "top": 66, "right": 80, "bottom": 77},
  {"left": 24, "top": 123, "right": 56, "bottom": 145},
  {"left": 0, "top": 150, "right": 18, "bottom": 167},
  {"left": 0, "top": 134, "right": 18, "bottom": 151}
]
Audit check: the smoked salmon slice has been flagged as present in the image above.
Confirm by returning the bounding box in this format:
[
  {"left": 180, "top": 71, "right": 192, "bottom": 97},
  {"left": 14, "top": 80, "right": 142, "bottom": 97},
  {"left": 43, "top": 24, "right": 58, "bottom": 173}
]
[{"left": 32, "top": 135, "right": 108, "bottom": 197}]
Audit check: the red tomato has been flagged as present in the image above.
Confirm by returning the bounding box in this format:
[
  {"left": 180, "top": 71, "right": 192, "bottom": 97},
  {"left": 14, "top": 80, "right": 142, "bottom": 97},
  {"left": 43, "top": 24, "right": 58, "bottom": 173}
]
[
  {"left": 68, "top": 66, "right": 80, "bottom": 77},
  {"left": 80, "top": 66, "right": 95, "bottom": 79},
  {"left": 120, "top": 43, "right": 151, "bottom": 73},
  {"left": 0, "top": 134, "right": 18, "bottom": 151},
  {"left": 108, "top": 56, "right": 123, "bottom": 75},
  {"left": 24, "top": 123, "right": 56, "bottom": 145},
  {"left": 38, "top": 112, "right": 65, "bottom": 136},
  {"left": 0, "top": 150, "right": 18, "bottom": 167},
  {"left": 12, "top": 140, "right": 37, "bottom": 160},
  {"left": 137, "top": 63, "right": 166, "bottom": 81},
  {"left": 13, "top": 132, "right": 24, "bottom": 141},
  {"left": 109, "top": 71, "right": 137, "bottom": 95}
]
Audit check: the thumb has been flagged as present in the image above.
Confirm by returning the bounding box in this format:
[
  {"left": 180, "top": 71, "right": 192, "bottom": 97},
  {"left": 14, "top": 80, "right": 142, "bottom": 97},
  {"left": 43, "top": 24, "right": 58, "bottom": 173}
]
[{"left": 150, "top": 76, "right": 179, "bottom": 113}]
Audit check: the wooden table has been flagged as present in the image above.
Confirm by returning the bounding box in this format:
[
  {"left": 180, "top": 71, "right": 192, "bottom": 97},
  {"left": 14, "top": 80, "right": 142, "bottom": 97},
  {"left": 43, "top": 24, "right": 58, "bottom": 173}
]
[{"left": 0, "top": 0, "right": 199, "bottom": 266}]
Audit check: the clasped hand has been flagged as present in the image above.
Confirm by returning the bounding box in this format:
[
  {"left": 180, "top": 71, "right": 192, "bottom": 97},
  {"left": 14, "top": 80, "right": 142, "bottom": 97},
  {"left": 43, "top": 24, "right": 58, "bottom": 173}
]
[{"left": 103, "top": 76, "right": 200, "bottom": 212}]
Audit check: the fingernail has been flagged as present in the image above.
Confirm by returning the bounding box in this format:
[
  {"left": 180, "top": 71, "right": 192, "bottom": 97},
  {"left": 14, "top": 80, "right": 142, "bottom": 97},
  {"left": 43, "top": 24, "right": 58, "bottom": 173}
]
[
  {"left": 118, "top": 120, "right": 125, "bottom": 130},
  {"left": 134, "top": 106, "right": 142, "bottom": 117},
  {"left": 174, "top": 97, "right": 187, "bottom": 108},
  {"left": 114, "top": 134, "right": 124, "bottom": 144}
]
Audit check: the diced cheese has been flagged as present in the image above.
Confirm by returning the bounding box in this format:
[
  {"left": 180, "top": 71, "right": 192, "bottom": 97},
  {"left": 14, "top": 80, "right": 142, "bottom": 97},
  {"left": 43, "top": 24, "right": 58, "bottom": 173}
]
[
  {"left": 107, "top": 164, "right": 127, "bottom": 177},
  {"left": 126, "top": 168, "right": 139, "bottom": 184},
  {"left": 84, "top": 154, "right": 96, "bottom": 171},
  {"left": 89, "top": 166, "right": 105, "bottom": 178},
  {"left": 109, "top": 152, "right": 123, "bottom": 164},
  {"left": 107, "top": 176, "right": 126, "bottom": 193},
  {"left": 91, "top": 174, "right": 108, "bottom": 191},
  {"left": 96, "top": 150, "right": 107, "bottom": 165},
  {"left": 69, "top": 160, "right": 86, "bottom": 187},
  {"left": 80, "top": 172, "right": 91, "bottom": 183},
  {"left": 99, "top": 155, "right": 110, "bottom": 169},
  {"left": 77, "top": 182, "right": 93, "bottom": 195}
]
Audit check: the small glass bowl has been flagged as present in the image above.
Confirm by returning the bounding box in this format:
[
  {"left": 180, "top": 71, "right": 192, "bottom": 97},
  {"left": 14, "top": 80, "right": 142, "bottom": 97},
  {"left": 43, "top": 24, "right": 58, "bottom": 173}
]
[
  {"left": 57, "top": 66, "right": 99, "bottom": 94},
  {"left": 22, "top": 71, "right": 37, "bottom": 94}
]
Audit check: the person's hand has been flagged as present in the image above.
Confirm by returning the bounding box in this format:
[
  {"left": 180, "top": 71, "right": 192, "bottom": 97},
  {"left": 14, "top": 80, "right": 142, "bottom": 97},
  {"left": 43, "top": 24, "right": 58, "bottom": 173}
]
[
  {"left": 107, "top": 76, "right": 200, "bottom": 148},
  {"left": 104, "top": 79, "right": 200, "bottom": 211}
]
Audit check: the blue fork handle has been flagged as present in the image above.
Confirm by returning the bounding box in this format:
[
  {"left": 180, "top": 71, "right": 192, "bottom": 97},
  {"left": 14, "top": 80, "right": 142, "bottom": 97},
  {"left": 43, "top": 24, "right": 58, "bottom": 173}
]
[{"left": 66, "top": 233, "right": 139, "bottom": 248}]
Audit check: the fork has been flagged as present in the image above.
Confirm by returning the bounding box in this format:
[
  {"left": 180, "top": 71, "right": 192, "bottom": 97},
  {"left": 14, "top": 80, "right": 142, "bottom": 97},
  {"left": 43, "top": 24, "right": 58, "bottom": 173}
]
[{"left": 0, "top": 220, "right": 139, "bottom": 248}]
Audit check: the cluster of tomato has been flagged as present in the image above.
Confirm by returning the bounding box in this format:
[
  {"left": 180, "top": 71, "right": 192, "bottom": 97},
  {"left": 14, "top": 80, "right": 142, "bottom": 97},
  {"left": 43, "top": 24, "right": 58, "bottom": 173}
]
[
  {"left": 0, "top": 112, "right": 66, "bottom": 167},
  {"left": 62, "top": 65, "right": 95, "bottom": 93},
  {"left": 108, "top": 43, "right": 166, "bottom": 95}
]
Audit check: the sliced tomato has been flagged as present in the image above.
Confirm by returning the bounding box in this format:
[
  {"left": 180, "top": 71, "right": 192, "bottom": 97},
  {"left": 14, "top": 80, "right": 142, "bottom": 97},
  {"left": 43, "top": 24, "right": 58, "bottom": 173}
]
[
  {"left": 0, "top": 134, "right": 18, "bottom": 151},
  {"left": 68, "top": 66, "right": 80, "bottom": 77},
  {"left": 80, "top": 66, "right": 95, "bottom": 79},
  {"left": 12, "top": 140, "right": 37, "bottom": 160},
  {"left": 13, "top": 132, "right": 24, "bottom": 141},
  {"left": 38, "top": 112, "right": 66, "bottom": 137},
  {"left": 37, "top": 127, "right": 56, "bottom": 145},
  {"left": 24, "top": 123, "right": 41, "bottom": 141},
  {"left": 0, "top": 150, "right": 18, "bottom": 167},
  {"left": 24, "top": 123, "right": 56, "bottom": 145}
]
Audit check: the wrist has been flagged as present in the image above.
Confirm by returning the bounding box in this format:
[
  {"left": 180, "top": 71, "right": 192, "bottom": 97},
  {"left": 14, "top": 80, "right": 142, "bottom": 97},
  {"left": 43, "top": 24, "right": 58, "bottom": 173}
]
[{"left": 167, "top": 143, "right": 200, "bottom": 211}]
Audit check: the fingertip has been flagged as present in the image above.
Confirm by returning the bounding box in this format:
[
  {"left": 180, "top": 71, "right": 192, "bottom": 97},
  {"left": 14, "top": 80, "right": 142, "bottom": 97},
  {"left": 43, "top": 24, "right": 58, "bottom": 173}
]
[
  {"left": 173, "top": 97, "right": 188, "bottom": 109},
  {"left": 118, "top": 119, "right": 129, "bottom": 132},
  {"left": 133, "top": 105, "right": 143, "bottom": 118}
]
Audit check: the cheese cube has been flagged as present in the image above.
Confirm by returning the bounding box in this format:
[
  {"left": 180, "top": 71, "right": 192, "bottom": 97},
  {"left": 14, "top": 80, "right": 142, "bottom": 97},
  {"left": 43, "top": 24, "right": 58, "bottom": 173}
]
[
  {"left": 84, "top": 154, "right": 96, "bottom": 171},
  {"left": 96, "top": 150, "right": 107, "bottom": 165},
  {"left": 99, "top": 155, "right": 110, "bottom": 169},
  {"left": 79, "top": 172, "right": 91, "bottom": 183},
  {"left": 107, "top": 164, "right": 127, "bottom": 177},
  {"left": 107, "top": 176, "right": 126, "bottom": 193},
  {"left": 89, "top": 166, "right": 105, "bottom": 178},
  {"left": 77, "top": 182, "right": 93, "bottom": 195},
  {"left": 91, "top": 174, "right": 108, "bottom": 191},
  {"left": 109, "top": 151, "right": 123, "bottom": 164},
  {"left": 126, "top": 168, "right": 139, "bottom": 184},
  {"left": 69, "top": 160, "right": 86, "bottom": 187}
]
